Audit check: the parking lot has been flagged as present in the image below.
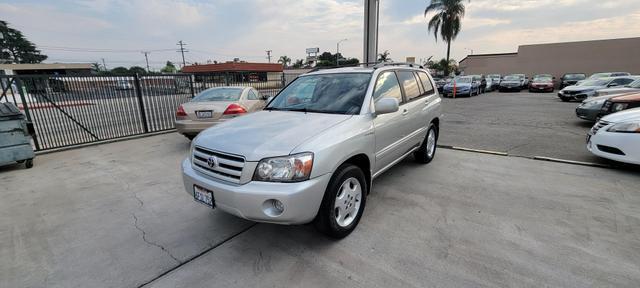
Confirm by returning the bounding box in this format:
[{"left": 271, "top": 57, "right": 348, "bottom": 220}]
[
  {"left": 440, "top": 90, "right": 606, "bottom": 165},
  {"left": 2, "top": 127, "right": 640, "bottom": 287}
]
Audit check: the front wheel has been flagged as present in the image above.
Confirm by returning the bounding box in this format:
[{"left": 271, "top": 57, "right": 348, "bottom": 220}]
[
  {"left": 414, "top": 123, "right": 438, "bottom": 164},
  {"left": 315, "top": 164, "right": 367, "bottom": 239}
]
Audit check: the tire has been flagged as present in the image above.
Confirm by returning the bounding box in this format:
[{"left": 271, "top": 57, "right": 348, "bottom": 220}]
[
  {"left": 315, "top": 164, "right": 367, "bottom": 239},
  {"left": 560, "top": 96, "right": 569, "bottom": 102},
  {"left": 25, "top": 159, "right": 33, "bottom": 169},
  {"left": 414, "top": 123, "right": 438, "bottom": 164}
]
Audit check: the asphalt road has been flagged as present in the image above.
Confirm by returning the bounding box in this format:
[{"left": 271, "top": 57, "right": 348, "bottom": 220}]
[
  {"left": 439, "top": 90, "right": 607, "bottom": 164},
  {"left": 2, "top": 133, "right": 639, "bottom": 288}
]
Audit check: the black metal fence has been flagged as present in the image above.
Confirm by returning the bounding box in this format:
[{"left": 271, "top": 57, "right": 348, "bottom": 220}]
[{"left": 0, "top": 72, "right": 303, "bottom": 151}]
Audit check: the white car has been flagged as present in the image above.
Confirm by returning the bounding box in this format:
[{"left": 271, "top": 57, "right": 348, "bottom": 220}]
[
  {"left": 596, "top": 78, "right": 640, "bottom": 96},
  {"left": 558, "top": 76, "right": 636, "bottom": 102},
  {"left": 587, "top": 107, "right": 640, "bottom": 165}
]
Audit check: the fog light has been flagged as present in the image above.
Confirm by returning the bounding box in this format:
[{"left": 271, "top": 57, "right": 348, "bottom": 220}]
[
  {"left": 273, "top": 200, "right": 284, "bottom": 212},
  {"left": 262, "top": 199, "right": 285, "bottom": 217}
]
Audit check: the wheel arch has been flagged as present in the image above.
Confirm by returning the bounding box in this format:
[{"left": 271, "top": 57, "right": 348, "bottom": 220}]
[{"left": 340, "top": 154, "right": 372, "bottom": 194}]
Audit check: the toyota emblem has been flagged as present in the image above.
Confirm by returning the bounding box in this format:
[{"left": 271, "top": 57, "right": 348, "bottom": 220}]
[{"left": 207, "top": 156, "right": 218, "bottom": 168}]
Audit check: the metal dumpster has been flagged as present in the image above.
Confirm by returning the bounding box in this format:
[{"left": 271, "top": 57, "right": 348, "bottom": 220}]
[{"left": 0, "top": 102, "right": 35, "bottom": 169}]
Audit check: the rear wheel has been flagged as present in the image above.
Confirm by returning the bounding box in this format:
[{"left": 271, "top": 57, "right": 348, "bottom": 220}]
[
  {"left": 560, "top": 96, "right": 570, "bottom": 102},
  {"left": 414, "top": 123, "right": 438, "bottom": 164},
  {"left": 315, "top": 164, "right": 367, "bottom": 239},
  {"left": 25, "top": 159, "right": 33, "bottom": 169}
]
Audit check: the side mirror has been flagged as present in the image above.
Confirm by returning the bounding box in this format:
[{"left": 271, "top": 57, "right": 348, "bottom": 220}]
[{"left": 374, "top": 98, "right": 399, "bottom": 115}]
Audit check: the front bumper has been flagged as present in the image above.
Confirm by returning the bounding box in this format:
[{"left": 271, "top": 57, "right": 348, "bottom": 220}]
[
  {"left": 587, "top": 130, "right": 640, "bottom": 165},
  {"left": 499, "top": 85, "right": 521, "bottom": 91},
  {"left": 558, "top": 91, "right": 595, "bottom": 101},
  {"left": 182, "top": 158, "right": 332, "bottom": 224},
  {"left": 575, "top": 106, "right": 600, "bottom": 122},
  {"left": 529, "top": 86, "right": 554, "bottom": 92}
]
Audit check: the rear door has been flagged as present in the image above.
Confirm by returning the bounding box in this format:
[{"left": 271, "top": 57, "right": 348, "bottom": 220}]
[{"left": 395, "top": 70, "right": 430, "bottom": 148}]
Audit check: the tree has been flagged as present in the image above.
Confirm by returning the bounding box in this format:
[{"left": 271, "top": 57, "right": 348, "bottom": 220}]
[
  {"left": 278, "top": 55, "right": 291, "bottom": 68},
  {"left": 0, "top": 20, "right": 47, "bottom": 63},
  {"left": 425, "top": 0, "right": 467, "bottom": 76},
  {"left": 292, "top": 59, "right": 304, "bottom": 69},
  {"left": 427, "top": 58, "right": 458, "bottom": 76},
  {"left": 91, "top": 62, "right": 102, "bottom": 73},
  {"left": 161, "top": 61, "right": 177, "bottom": 73},
  {"left": 110, "top": 67, "right": 129, "bottom": 75},
  {"left": 378, "top": 50, "right": 392, "bottom": 62},
  {"left": 129, "top": 66, "right": 147, "bottom": 75}
]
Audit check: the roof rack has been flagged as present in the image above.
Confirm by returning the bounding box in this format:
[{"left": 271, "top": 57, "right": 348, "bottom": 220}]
[
  {"left": 373, "top": 62, "right": 425, "bottom": 69},
  {"left": 306, "top": 62, "right": 425, "bottom": 73}
]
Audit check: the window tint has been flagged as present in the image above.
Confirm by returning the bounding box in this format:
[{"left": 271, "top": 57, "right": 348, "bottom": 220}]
[
  {"left": 397, "top": 71, "right": 421, "bottom": 101},
  {"left": 613, "top": 78, "right": 633, "bottom": 85},
  {"left": 417, "top": 72, "right": 435, "bottom": 95},
  {"left": 373, "top": 72, "right": 402, "bottom": 103},
  {"left": 247, "top": 89, "right": 259, "bottom": 100},
  {"left": 192, "top": 88, "right": 243, "bottom": 102}
]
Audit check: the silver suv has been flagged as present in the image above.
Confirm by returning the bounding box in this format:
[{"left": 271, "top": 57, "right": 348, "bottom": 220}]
[{"left": 182, "top": 64, "right": 442, "bottom": 238}]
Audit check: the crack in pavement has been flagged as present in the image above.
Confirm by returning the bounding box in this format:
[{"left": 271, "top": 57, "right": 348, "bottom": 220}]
[{"left": 132, "top": 213, "right": 181, "bottom": 264}]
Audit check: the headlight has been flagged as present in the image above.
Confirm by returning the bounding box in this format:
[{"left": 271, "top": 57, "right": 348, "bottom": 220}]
[
  {"left": 611, "top": 103, "right": 628, "bottom": 112},
  {"left": 253, "top": 152, "right": 313, "bottom": 182},
  {"left": 580, "top": 99, "right": 606, "bottom": 108},
  {"left": 607, "top": 122, "right": 640, "bottom": 133}
]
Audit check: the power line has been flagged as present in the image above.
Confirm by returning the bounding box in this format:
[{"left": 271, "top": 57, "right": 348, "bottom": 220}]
[{"left": 38, "top": 45, "right": 174, "bottom": 53}]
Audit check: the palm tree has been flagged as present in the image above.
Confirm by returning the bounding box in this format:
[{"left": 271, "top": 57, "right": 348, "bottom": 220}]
[
  {"left": 377, "top": 50, "right": 392, "bottom": 62},
  {"left": 278, "top": 55, "right": 291, "bottom": 68},
  {"left": 91, "top": 62, "right": 102, "bottom": 73},
  {"left": 425, "top": 0, "right": 467, "bottom": 75}
]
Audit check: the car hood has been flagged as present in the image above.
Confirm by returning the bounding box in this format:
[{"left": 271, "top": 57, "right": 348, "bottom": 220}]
[
  {"left": 194, "top": 111, "right": 352, "bottom": 161},
  {"left": 562, "top": 85, "right": 602, "bottom": 91},
  {"left": 601, "top": 107, "right": 640, "bottom": 123},
  {"left": 444, "top": 83, "right": 471, "bottom": 88}
]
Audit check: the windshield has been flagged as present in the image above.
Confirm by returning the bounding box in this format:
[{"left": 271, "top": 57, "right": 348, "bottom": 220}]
[
  {"left": 564, "top": 74, "right": 585, "bottom": 80},
  {"left": 503, "top": 75, "right": 519, "bottom": 81},
  {"left": 192, "top": 88, "right": 243, "bottom": 102},
  {"left": 454, "top": 77, "right": 472, "bottom": 83},
  {"left": 588, "top": 73, "right": 609, "bottom": 79},
  {"left": 578, "top": 79, "right": 608, "bottom": 86},
  {"left": 266, "top": 73, "right": 371, "bottom": 115}
]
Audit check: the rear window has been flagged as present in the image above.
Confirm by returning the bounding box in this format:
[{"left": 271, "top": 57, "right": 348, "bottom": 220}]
[
  {"left": 417, "top": 72, "right": 435, "bottom": 95},
  {"left": 192, "top": 88, "right": 243, "bottom": 102},
  {"left": 397, "top": 71, "right": 421, "bottom": 101}
]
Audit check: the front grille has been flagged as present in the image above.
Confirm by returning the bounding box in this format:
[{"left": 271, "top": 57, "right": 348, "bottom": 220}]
[
  {"left": 192, "top": 146, "right": 245, "bottom": 183},
  {"left": 590, "top": 120, "right": 611, "bottom": 135}
]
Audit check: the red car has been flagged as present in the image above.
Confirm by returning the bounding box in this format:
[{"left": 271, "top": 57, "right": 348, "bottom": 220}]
[{"left": 529, "top": 75, "right": 555, "bottom": 92}]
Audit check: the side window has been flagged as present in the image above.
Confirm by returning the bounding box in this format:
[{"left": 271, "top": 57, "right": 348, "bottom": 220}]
[
  {"left": 614, "top": 78, "right": 633, "bottom": 85},
  {"left": 373, "top": 71, "right": 403, "bottom": 103},
  {"left": 396, "top": 71, "right": 421, "bottom": 101},
  {"left": 417, "top": 72, "right": 435, "bottom": 95},
  {"left": 247, "top": 89, "right": 259, "bottom": 100}
]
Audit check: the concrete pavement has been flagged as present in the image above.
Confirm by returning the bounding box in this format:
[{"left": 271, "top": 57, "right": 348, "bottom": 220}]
[{"left": 1, "top": 133, "right": 639, "bottom": 287}]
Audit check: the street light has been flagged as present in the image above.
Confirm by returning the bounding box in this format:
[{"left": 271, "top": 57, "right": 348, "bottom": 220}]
[{"left": 336, "top": 38, "right": 348, "bottom": 66}]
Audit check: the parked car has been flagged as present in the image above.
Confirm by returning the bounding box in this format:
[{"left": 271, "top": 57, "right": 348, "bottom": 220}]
[
  {"left": 443, "top": 76, "right": 480, "bottom": 97},
  {"left": 559, "top": 73, "right": 586, "bottom": 89},
  {"left": 514, "top": 74, "right": 529, "bottom": 89},
  {"left": 587, "top": 107, "right": 640, "bottom": 165},
  {"left": 175, "top": 86, "right": 266, "bottom": 139},
  {"left": 434, "top": 77, "right": 449, "bottom": 93},
  {"left": 484, "top": 77, "right": 494, "bottom": 92},
  {"left": 115, "top": 80, "right": 133, "bottom": 90},
  {"left": 529, "top": 76, "right": 555, "bottom": 92},
  {"left": 575, "top": 93, "right": 627, "bottom": 122},
  {"left": 487, "top": 74, "right": 502, "bottom": 90},
  {"left": 596, "top": 78, "right": 640, "bottom": 96},
  {"left": 498, "top": 74, "right": 524, "bottom": 92},
  {"left": 557, "top": 76, "right": 636, "bottom": 102},
  {"left": 598, "top": 92, "right": 640, "bottom": 119},
  {"left": 181, "top": 65, "right": 442, "bottom": 238},
  {"left": 586, "top": 72, "right": 631, "bottom": 80}
]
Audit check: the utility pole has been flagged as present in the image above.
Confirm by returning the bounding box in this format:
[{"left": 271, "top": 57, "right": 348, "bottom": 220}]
[
  {"left": 177, "top": 40, "right": 188, "bottom": 68},
  {"left": 266, "top": 50, "right": 272, "bottom": 63},
  {"left": 336, "top": 39, "right": 348, "bottom": 66},
  {"left": 142, "top": 51, "right": 151, "bottom": 72},
  {"left": 101, "top": 58, "right": 107, "bottom": 71},
  {"left": 363, "top": 0, "right": 380, "bottom": 66}
]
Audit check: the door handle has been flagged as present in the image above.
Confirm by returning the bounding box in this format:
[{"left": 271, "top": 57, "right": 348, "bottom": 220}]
[{"left": 402, "top": 109, "right": 409, "bottom": 116}]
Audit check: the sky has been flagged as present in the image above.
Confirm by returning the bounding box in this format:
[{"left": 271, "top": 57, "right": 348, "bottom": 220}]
[{"left": 1, "top": 0, "right": 640, "bottom": 70}]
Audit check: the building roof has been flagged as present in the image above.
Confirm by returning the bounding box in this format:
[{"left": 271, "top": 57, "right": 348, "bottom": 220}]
[
  {"left": 0, "top": 63, "right": 92, "bottom": 70},
  {"left": 182, "top": 62, "right": 283, "bottom": 73}
]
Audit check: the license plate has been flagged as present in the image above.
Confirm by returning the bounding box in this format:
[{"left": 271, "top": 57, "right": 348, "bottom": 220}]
[
  {"left": 193, "top": 185, "right": 214, "bottom": 208},
  {"left": 196, "top": 111, "right": 213, "bottom": 118}
]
